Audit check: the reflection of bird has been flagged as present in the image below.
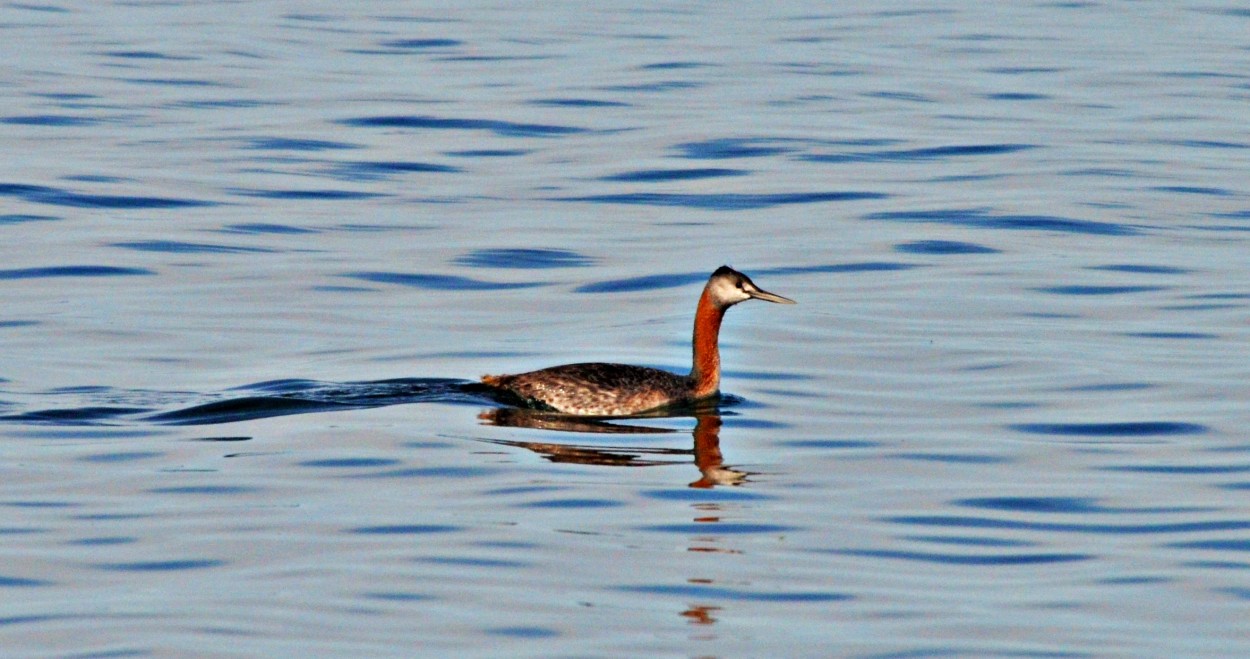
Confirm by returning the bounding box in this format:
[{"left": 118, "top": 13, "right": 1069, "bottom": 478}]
[
  {"left": 688, "top": 415, "right": 746, "bottom": 488},
  {"left": 477, "top": 408, "right": 674, "bottom": 434},
  {"left": 477, "top": 437, "right": 688, "bottom": 467},
  {"left": 482, "top": 266, "right": 794, "bottom": 416},
  {"left": 681, "top": 604, "right": 723, "bottom": 625},
  {"left": 481, "top": 410, "right": 747, "bottom": 487}
]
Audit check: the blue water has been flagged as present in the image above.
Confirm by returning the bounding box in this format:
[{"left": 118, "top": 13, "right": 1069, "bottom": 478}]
[{"left": 2, "top": 1, "right": 1249, "bottom": 656}]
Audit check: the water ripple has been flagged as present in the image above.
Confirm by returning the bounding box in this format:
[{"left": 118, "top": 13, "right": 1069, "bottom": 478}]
[
  {"left": 453, "top": 248, "right": 595, "bottom": 269},
  {"left": 982, "top": 66, "right": 1068, "bottom": 74},
  {"left": 598, "top": 80, "right": 701, "bottom": 92},
  {"left": 377, "top": 38, "right": 464, "bottom": 50},
  {"left": 1, "top": 115, "right": 98, "bottom": 126},
  {"left": 1100, "top": 464, "right": 1250, "bottom": 475},
  {"left": 1088, "top": 264, "right": 1191, "bottom": 275},
  {"left": 363, "top": 591, "right": 434, "bottom": 602},
  {"left": 0, "top": 576, "right": 53, "bottom": 587},
  {"left": 983, "top": 93, "right": 1049, "bottom": 101},
  {"left": 0, "top": 405, "right": 155, "bottom": 425},
  {"left": 1157, "top": 139, "right": 1250, "bottom": 150},
  {"left": 556, "top": 191, "right": 886, "bottom": 210},
  {"left": 803, "top": 143, "right": 1034, "bottom": 163},
  {"left": 638, "top": 523, "right": 796, "bottom": 534},
  {"left": 146, "top": 396, "right": 352, "bottom": 425},
  {"left": 894, "top": 240, "right": 1000, "bottom": 255},
  {"left": 176, "top": 99, "right": 269, "bottom": 110},
  {"left": 338, "top": 115, "right": 588, "bottom": 137},
  {"left": 862, "top": 90, "right": 933, "bottom": 103},
  {"left": 485, "top": 626, "right": 560, "bottom": 639},
  {"left": 640, "top": 61, "right": 708, "bottom": 71},
  {"left": 77, "top": 451, "right": 163, "bottom": 464},
  {"left": 1010, "top": 422, "right": 1208, "bottom": 437},
  {"left": 894, "top": 452, "right": 1012, "bottom": 464},
  {"left": 1151, "top": 185, "right": 1234, "bottom": 197},
  {"left": 246, "top": 137, "right": 359, "bottom": 151},
  {"left": 519, "top": 498, "right": 623, "bottom": 509},
  {"left": 0, "top": 614, "right": 78, "bottom": 627},
  {"left": 1123, "top": 332, "right": 1218, "bottom": 340},
  {"left": 145, "top": 378, "right": 488, "bottom": 426},
  {"left": 598, "top": 168, "right": 749, "bottom": 182},
  {"left": 530, "top": 98, "right": 630, "bottom": 108},
  {"left": 231, "top": 188, "right": 383, "bottom": 200},
  {"left": 0, "top": 182, "right": 215, "bottom": 209},
  {"left": 776, "top": 439, "right": 879, "bottom": 450},
  {"left": 93, "top": 559, "right": 225, "bottom": 572},
  {"left": 147, "top": 485, "right": 259, "bottom": 495},
  {"left": 445, "top": 148, "right": 531, "bottom": 158},
  {"left": 642, "top": 488, "right": 774, "bottom": 502},
  {"left": 1169, "top": 540, "right": 1250, "bottom": 552},
  {"left": 298, "top": 458, "right": 403, "bottom": 469},
  {"left": 0, "top": 214, "right": 58, "bottom": 224},
  {"left": 618, "top": 584, "right": 849, "bottom": 602},
  {"left": 349, "top": 524, "right": 462, "bottom": 535},
  {"left": 1034, "top": 285, "right": 1167, "bottom": 295},
  {"left": 343, "top": 272, "right": 543, "bottom": 291},
  {"left": 332, "top": 161, "right": 462, "bottom": 180},
  {"left": 673, "top": 137, "right": 804, "bottom": 159},
  {"left": 956, "top": 496, "right": 1204, "bottom": 515},
  {"left": 122, "top": 77, "right": 225, "bottom": 88},
  {"left": 0, "top": 266, "right": 154, "bottom": 280},
  {"left": 886, "top": 516, "right": 1248, "bottom": 535},
  {"left": 112, "top": 240, "right": 276, "bottom": 254},
  {"left": 104, "top": 50, "right": 197, "bottom": 61},
  {"left": 864, "top": 208, "right": 1137, "bottom": 235},
  {"left": 221, "top": 223, "right": 319, "bottom": 235},
  {"left": 834, "top": 549, "right": 1091, "bottom": 565},
  {"left": 351, "top": 466, "right": 499, "bottom": 479},
  {"left": 904, "top": 534, "right": 1033, "bottom": 548}
]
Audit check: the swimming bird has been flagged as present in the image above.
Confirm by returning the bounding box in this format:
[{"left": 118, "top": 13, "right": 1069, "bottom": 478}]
[{"left": 481, "top": 266, "right": 795, "bottom": 416}]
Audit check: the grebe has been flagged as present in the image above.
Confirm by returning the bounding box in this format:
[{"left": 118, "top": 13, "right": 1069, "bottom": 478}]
[{"left": 481, "top": 266, "right": 795, "bottom": 416}]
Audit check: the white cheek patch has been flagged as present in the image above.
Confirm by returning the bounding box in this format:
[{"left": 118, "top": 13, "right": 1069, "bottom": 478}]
[{"left": 709, "top": 279, "right": 750, "bottom": 305}]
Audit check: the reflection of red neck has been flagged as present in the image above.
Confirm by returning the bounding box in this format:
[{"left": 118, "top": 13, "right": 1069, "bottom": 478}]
[
  {"left": 689, "top": 288, "right": 725, "bottom": 398},
  {"left": 689, "top": 414, "right": 724, "bottom": 489}
]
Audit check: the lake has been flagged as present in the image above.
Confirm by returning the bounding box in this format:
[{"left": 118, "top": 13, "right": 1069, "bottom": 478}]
[{"left": 2, "top": 1, "right": 1249, "bottom": 656}]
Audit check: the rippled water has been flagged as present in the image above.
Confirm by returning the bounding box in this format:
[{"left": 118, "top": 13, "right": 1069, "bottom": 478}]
[{"left": 3, "top": 1, "right": 1249, "bottom": 656}]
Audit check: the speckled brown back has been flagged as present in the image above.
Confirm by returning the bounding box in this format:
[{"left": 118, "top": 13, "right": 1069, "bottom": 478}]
[{"left": 482, "top": 362, "right": 698, "bottom": 416}]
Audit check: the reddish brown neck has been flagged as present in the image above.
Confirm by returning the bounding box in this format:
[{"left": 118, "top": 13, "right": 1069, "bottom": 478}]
[{"left": 689, "top": 288, "right": 725, "bottom": 398}]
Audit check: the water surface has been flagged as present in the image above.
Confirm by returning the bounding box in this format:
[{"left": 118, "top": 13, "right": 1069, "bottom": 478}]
[{"left": 2, "top": 1, "right": 1249, "bottom": 656}]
